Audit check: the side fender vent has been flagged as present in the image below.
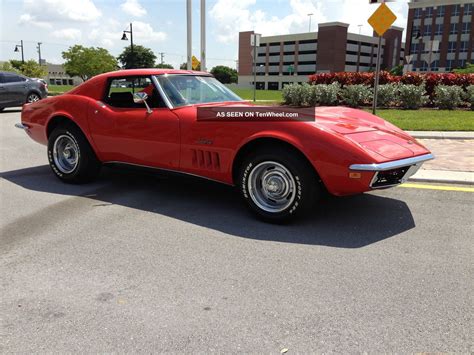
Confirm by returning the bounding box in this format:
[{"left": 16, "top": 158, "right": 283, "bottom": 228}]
[{"left": 191, "top": 149, "right": 220, "bottom": 171}]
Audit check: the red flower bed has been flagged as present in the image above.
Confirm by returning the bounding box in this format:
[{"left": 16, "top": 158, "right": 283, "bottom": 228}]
[{"left": 308, "top": 72, "right": 474, "bottom": 99}]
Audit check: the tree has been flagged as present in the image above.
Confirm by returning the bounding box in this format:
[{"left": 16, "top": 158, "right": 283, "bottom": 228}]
[
  {"left": 1, "top": 61, "right": 20, "bottom": 74},
  {"left": 210, "top": 65, "right": 238, "bottom": 84},
  {"left": 9, "top": 60, "right": 23, "bottom": 71},
  {"left": 156, "top": 63, "right": 174, "bottom": 69},
  {"left": 20, "top": 60, "right": 47, "bottom": 78},
  {"left": 180, "top": 62, "right": 200, "bottom": 71},
  {"left": 118, "top": 45, "right": 156, "bottom": 69},
  {"left": 62, "top": 45, "right": 117, "bottom": 81}
]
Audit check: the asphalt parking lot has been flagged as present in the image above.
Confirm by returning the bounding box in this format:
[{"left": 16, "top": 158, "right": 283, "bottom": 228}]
[{"left": 1, "top": 108, "right": 473, "bottom": 353}]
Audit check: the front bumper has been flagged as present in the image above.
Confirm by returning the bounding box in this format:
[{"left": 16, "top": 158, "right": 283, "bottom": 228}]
[{"left": 350, "top": 153, "right": 434, "bottom": 189}]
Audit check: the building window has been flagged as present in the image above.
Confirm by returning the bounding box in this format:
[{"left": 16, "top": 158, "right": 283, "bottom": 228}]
[
  {"left": 459, "top": 59, "right": 466, "bottom": 68},
  {"left": 435, "top": 24, "right": 443, "bottom": 35},
  {"left": 430, "top": 60, "right": 439, "bottom": 71},
  {"left": 425, "top": 7, "right": 433, "bottom": 18},
  {"left": 419, "top": 61, "right": 428, "bottom": 71},
  {"left": 256, "top": 82, "right": 265, "bottom": 89},
  {"left": 462, "top": 22, "right": 471, "bottom": 34},
  {"left": 448, "top": 41, "right": 457, "bottom": 53},
  {"left": 446, "top": 59, "right": 455, "bottom": 71},
  {"left": 268, "top": 82, "right": 279, "bottom": 90},
  {"left": 452, "top": 4, "right": 461, "bottom": 16},
  {"left": 410, "top": 43, "right": 420, "bottom": 53},
  {"left": 464, "top": 4, "right": 473, "bottom": 15},
  {"left": 414, "top": 8, "right": 422, "bottom": 19},
  {"left": 460, "top": 41, "right": 469, "bottom": 52},
  {"left": 450, "top": 23, "right": 458, "bottom": 34},
  {"left": 412, "top": 24, "right": 420, "bottom": 37},
  {"left": 437, "top": 6, "right": 445, "bottom": 17},
  {"left": 424, "top": 24, "right": 432, "bottom": 36}
]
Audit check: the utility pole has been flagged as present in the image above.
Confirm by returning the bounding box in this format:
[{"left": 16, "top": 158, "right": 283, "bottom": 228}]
[
  {"left": 37, "top": 42, "right": 42, "bottom": 65},
  {"left": 308, "top": 13, "right": 314, "bottom": 32},
  {"left": 121, "top": 23, "right": 134, "bottom": 68},
  {"left": 372, "top": 35, "right": 382, "bottom": 114},
  {"left": 158, "top": 52, "right": 165, "bottom": 65},
  {"left": 186, "top": 0, "right": 192, "bottom": 70},
  {"left": 200, "top": 0, "right": 206, "bottom": 72}
]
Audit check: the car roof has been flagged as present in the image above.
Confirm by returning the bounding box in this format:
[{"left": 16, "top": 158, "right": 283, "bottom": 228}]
[{"left": 100, "top": 68, "right": 211, "bottom": 78}]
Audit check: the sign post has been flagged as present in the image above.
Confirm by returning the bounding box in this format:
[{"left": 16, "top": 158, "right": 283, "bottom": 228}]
[
  {"left": 367, "top": 2, "right": 397, "bottom": 114},
  {"left": 250, "top": 33, "right": 261, "bottom": 102}
]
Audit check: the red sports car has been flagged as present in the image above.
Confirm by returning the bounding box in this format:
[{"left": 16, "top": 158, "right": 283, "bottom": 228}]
[{"left": 17, "top": 69, "right": 433, "bottom": 222}]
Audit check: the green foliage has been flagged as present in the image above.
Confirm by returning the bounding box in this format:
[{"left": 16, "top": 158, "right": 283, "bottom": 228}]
[
  {"left": 1, "top": 61, "right": 20, "bottom": 74},
  {"left": 1, "top": 60, "right": 46, "bottom": 78},
  {"left": 453, "top": 63, "right": 474, "bottom": 74},
  {"left": 389, "top": 64, "right": 403, "bottom": 76},
  {"left": 434, "top": 85, "right": 465, "bottom": 110},
  {"left": 282, "top": 83, "right": 308, "bottom": 106},
  {"left": 210, "top": 65, "right": 237, "bottom": 84},
  {"left": 340, "top": 85, "right": 372, "bottom": 108},
  {"left": 311, "top": 83, "right": 341, "bottom": 106},
  {"left": 117, "top": 45, "right": 156, "bottom": 69},
  {"left": 377, "top": 83, "right": 399, "bottom": 107},
  {"left": 62, "top": 45, "right": 117, "bottom": 81},
  {"left": 398, "top": 84, "right": 428, "bottom": 110},
  {"left": 20, "top": 60, "right": 47, "bottom": 78},
  {"left": 466, "top": 85, "right": 474, "bottom": 110},
  {"left": 156, "top": 63, "right": 174, "bottom": 69}
]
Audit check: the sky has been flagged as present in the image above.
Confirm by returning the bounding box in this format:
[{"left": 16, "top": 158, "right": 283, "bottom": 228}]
[{"left": 0, "top": 0, "right": 409, "bottom": 70}]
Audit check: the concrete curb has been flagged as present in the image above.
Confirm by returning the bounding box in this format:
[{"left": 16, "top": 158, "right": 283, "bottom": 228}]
[
  {"left": 410, "top": 169, "right": 474, "bottom": 185},
  {"left": 408, "top": 131, "right": 474, "bottom": 140}
]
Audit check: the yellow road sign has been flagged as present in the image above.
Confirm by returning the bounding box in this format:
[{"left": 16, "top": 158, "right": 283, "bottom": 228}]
[
  {"left": 192, "top": 55, "right": 200, "bottom": 70},
  {"left": 368, "top": 2, "right": 397, "bottom": 36}
]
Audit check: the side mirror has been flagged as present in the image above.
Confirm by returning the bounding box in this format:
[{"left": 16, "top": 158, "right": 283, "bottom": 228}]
[{"left": 133, "top": 92, "right": 152, "bottom": 114}]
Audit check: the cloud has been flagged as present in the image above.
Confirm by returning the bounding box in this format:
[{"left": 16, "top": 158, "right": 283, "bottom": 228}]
[
  {"left": 210, "top": 0, "right": 326, "bottom": 44},
  {"left": 18, "top": 13, "right": 52, "bottom": 29},
  {"left": 88, "top": 20, "right": 166, "bottom": 49},
  {"left": 20, "top": 0, "right": 101, "bottom": 27},
  {"left": 120, "top": 0, "right": 146, "bottom": 17},
  {"left": 52, "top": 28, "right": 82, "bottom": 41}
]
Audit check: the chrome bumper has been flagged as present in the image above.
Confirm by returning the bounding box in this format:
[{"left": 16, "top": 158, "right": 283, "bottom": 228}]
[
  {"left": 350, "top": 153, "right": 434, "bottom": 189},
  {"left": 15, "top": 123, "right": 29, "bottom": 130}
]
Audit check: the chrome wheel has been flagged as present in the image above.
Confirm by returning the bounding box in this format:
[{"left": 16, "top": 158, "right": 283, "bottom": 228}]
[
  {"left": 247, "top": 161, "right": 296, "bottom": 213},
  {"left": 53, "top": 135, "right": 79, "bottom": 174},
  {"left": 27, "top": 93, "right": 40, "bottom": 103}
]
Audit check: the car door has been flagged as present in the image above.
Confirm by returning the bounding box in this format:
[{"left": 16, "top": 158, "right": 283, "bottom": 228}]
[
  {"left": 2, "top": 73, "right": 28, "bottom": 105},
  {"left": 88, "top": 76, "right": 180, "bottom": 169},
  {"left": 0, "top": 73, "right": 8, "bottom": 106}
]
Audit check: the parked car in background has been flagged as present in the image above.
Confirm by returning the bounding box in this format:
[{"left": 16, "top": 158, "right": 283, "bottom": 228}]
[{"left": 0, "top": 71, "right": 48, "bottom": 111}]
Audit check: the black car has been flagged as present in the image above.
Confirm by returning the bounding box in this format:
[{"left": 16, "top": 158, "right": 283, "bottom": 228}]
[{"left": 0, "top": 71, "right": 48, "bottom": 111}]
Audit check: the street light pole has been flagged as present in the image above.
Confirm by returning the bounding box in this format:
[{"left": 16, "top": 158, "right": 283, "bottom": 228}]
[
  {"left": 14, "top": 40, "right": 25, "bottom": 64},
  {"left": 372, "top": 35, "right": 382, "bottom": 114},
  {"left": 200, "top": 0, "right": 206, "bottom": 72},
  {"left": 37, "top": 42, "right": 42, "bottom": 65},
  {"left": 122, "top": 23, "right": 134, "bottom": 68},
  {"left": 307, "top": 13, "right": 314, "bottom": 32}
]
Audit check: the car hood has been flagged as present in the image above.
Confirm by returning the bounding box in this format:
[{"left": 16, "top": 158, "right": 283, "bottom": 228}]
[{"left": 312, "top": 106, "right": 429, "bottom": 159}]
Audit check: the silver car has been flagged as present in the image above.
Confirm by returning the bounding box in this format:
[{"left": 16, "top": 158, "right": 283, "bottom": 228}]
[{"left": 0, "top": 71, "right": 48, "bottom": 111}]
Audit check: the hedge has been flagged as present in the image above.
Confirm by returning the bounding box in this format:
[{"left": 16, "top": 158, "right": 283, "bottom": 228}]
[{"left": 308, "top": 72, "right": 474, "bottom": 101}]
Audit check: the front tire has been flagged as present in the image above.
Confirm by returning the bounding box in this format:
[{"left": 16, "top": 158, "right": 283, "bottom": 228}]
[
  {"left": 48, "top": 124, "right": 101, "bottom": 183},
  {"left": 238, "top": 146, "right": 319, "bottom": 223}
]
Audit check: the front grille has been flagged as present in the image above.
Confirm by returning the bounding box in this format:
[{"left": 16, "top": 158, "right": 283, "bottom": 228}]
[{"left": 371, "top": 167, "right": 410, "bottom": 188}]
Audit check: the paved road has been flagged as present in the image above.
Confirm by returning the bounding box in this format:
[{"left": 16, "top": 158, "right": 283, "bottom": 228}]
[{"left": 1, "top": 109, "right": 473, "bottom": 353}]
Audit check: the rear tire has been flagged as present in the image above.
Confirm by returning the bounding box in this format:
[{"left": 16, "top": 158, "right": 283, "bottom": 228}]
[
  {"left": 238, "top": 146, "right": 319, "bottom": 223},
  {"left": 48, "top": 124, "right": 101, "bottom": 183},
  {"left": 26, "top": 92, "right": 41, "bottom": 103}
]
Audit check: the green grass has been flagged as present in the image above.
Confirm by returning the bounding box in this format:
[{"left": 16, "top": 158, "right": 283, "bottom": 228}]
[
  {"left": 230, "top": 88, "right": 282, "bottom": 102},
  {"left": 48, "top": 84, "right": 75, "bottom": 94},
  {"left": 371, "top": 109, "right": 474, "bottom": 131}
]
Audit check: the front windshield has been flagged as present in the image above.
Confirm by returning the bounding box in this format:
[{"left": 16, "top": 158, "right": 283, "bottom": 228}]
[{"left": 155, "top": 75, "right": 243, "bottom": 107}]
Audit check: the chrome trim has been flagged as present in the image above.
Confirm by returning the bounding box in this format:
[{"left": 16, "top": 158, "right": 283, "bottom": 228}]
[
  {"left": 103, "top": 161, "right": 233, "bottom": 186},
  {"left": 350, "top": 153, "right": 434, "bottom": 171},
  {"left": 151, "top": 75, "right": 174, "bottom": 110},
  {"left": 15, "top": 123, "right": 29, "bottom": 130}
]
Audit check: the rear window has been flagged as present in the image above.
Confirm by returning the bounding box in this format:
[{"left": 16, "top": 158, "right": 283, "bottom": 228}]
[{"left": 3, "top": 73, "right": 26, "bottom": 83}]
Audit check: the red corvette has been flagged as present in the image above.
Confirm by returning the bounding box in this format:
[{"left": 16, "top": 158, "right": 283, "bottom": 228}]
[{"left": 17, "top": 69, "right": 433, "bottom": 222}]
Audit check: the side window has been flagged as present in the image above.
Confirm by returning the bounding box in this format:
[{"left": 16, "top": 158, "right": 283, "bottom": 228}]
[
  {"left": 105, "top": 76, "right": 166, "bottom": 108},
  {"left": 3, "top": 74, "right": 26, "bottom": 83}
]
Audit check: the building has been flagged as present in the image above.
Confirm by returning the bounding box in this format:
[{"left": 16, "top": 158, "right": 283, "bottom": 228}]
[
  {"left": 405, "top": 0, "right": 473, "bottom": 72},
  {"left": 238, "top": 22, "right": 405, "bottom": 90},
  {"left": 46, "top": 63, "right": 81, "bottom": 86}
]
